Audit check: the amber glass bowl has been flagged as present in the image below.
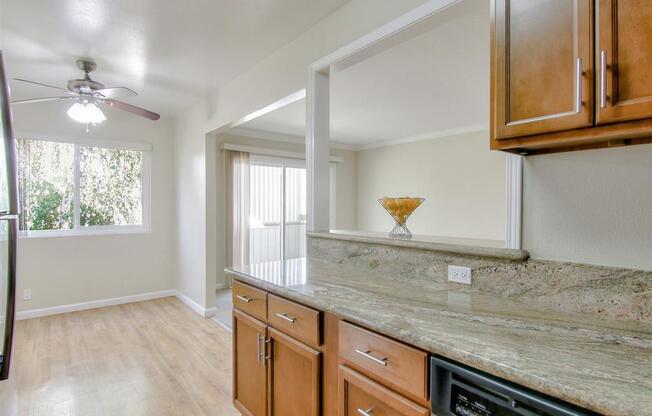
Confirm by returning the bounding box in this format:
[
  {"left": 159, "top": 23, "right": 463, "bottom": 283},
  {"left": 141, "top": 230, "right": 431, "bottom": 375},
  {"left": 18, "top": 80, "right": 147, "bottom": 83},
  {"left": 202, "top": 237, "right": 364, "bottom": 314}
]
[{"left": 377, "top": 197, "right": 424, "bottom": 238}]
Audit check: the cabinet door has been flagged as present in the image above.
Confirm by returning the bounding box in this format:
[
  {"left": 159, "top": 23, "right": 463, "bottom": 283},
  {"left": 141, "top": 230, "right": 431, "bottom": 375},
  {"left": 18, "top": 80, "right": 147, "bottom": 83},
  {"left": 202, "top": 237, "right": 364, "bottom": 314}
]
[
  {"left": 233, "top": 309, "right": 268, "bottom": 416},
  {"left": 596, "top": 0, "right": 652, "bottom": 124},
  {"left": 339, "top": 366, "right": 430, "bottom": 416},
  {"left": 492, "top": 0, "right": 593, "bottom": 140},
  {"left": 268, "top": 328, "right": 320, "bottom": 416}
]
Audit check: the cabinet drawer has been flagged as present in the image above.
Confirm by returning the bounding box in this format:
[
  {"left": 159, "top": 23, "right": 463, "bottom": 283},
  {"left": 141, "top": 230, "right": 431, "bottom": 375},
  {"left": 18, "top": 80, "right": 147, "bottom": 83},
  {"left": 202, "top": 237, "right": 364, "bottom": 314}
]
[
  {"left": 232, "top": 281, "right": 267, "bottom": 322},
  {"left": 339, "top": 321, "right": 428, "bottom": 404},
  {"left": 268, "top": 294, "right": 321, "bottom": 348},
  {"left": 339, "top": 365, "right": 430, "bottom": 416}
]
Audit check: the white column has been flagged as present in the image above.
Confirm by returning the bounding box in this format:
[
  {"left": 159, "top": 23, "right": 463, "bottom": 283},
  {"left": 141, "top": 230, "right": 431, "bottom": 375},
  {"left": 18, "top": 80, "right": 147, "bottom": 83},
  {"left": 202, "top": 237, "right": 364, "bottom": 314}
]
[
  {"left": 306, "top": 68, "right": 331, "bottom": 232},
  {"left": 505, "top": 153, "right": 523, "bottom": 249}
]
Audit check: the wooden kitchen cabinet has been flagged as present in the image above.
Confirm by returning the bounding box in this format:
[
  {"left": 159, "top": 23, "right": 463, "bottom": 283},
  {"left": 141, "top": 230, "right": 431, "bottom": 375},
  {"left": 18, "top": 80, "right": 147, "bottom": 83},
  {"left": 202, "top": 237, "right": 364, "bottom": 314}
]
[
  {"left": 596, "top": 0, "right": 652, "bottom": 124},
  {"left": 339, "top": 365, "right": 430, "bottom": 416},
  {"left": 338, "top": 321, "right": 429, "bottom": 406},
  {"left": 268, "top": 328, "right": 320, "bottom": 416},
  {"left": 491, "top": 0, "right": 652, "bottom": 154},
  {"left": 232, "top": 282, "right": 429, "bottom": 416},
  {"left": 233, "top": 292, "right": 323, "bottom": 416},
  {"left": 492, "top": 0, "right": 593, "bottom": 140},
  {"left": 233, "top": 309, "right": 268, "bottom": 416}
]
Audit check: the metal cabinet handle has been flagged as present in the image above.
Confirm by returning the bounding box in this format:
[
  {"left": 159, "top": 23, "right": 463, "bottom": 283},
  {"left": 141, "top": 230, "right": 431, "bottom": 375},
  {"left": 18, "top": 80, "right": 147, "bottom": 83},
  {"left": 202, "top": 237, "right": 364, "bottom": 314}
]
[
  {"left": 263, "top": 337, "right": 271, "bottom": 366},
  {"left": 575, "top": 58, "right": 583, "bottom": 113},
  {"left": 355, "top": 349, "right": 387, "bottom": 366},
  {"left": 256, "top": 333, "right": 262, "bottom": 363},
  {"left": 357, "top": 408, "right": 374, "bottom": 416},
  {"left": 275, "top": 312, "right": 296, "bottom": 323},
  {"left": 600, "top": 50, "right": 607, "bottom": 108},
  {"left": 236, "top": 295, "right": 253, "bottom": 303}
]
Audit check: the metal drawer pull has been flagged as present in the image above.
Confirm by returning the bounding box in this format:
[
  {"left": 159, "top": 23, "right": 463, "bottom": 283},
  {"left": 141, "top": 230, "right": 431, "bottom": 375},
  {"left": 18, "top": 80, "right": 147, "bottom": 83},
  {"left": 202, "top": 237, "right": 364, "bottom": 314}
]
[
  {"left": 264, "top": 337, "right": 272, "bottom": 366},
  {"left": 575, "top": 57, "right": 583, "bottom": 113},
  {"left": 600, "top": 50, "right": 607, "bottom": 108},
  {"left": 357, "top": 408, "right": 374, "bottom": 416},
  {"left": 236, "top": 295, "right": 253, "bottom": 303},
  {"left": 355, "top": 349, "right": 388, "bottom": 366},
  {"left": 275, "top": 312, "right": 296, "bottom": 323}
]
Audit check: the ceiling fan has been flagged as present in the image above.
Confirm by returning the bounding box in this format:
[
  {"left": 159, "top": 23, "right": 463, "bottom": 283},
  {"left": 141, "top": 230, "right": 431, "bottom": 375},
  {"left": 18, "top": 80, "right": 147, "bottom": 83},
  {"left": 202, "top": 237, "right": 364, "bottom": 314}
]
[{"left": 11, "top": 58, "right": 160, "bottom": 126}]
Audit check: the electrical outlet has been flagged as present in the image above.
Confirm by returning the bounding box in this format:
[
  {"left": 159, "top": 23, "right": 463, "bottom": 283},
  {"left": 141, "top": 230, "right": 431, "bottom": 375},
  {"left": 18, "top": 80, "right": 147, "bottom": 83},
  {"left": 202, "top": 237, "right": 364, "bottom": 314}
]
[
  {"left": 448, "top": 265, "right": 472, "bottom": 285},
  {"left": 23, "top": 288, "right": 32, "bottom": 301}
]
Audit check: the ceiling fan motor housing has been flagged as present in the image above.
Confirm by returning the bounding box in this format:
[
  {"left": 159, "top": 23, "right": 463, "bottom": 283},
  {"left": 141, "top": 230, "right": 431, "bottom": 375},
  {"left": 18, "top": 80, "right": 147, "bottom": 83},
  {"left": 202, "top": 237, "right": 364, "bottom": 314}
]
[
  {"left": 68, "top": 59, "right": 104, "bottom": 93},
  {"left": 67, "top": 78, "right": 105, "bottom": 94}
]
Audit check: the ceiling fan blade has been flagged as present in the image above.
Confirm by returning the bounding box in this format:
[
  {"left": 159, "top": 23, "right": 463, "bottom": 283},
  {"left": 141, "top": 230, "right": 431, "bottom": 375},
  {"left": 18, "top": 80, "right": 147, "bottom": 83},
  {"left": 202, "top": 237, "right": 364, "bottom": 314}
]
[
  {"left": 103, "top": 99, "right": 160, "bottom": 120},
  {"left": 13, "top": 78, "right": 72, "bottom": 94},
  {"left": 95, "top": 86, "right": 138, "bottom": 98},
  {"left": 11, "top": 96, "right": 75, "bottom": 104}
]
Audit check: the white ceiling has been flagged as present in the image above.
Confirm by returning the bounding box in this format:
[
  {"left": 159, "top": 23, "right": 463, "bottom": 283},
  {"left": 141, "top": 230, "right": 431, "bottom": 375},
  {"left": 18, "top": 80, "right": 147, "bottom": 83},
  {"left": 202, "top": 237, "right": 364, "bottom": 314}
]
[
  {"left": 243, "top": 0, "right": 489, "bottom": 147},
  {"left": 0, "top": 0, "right": 349, "bottom": 117}
]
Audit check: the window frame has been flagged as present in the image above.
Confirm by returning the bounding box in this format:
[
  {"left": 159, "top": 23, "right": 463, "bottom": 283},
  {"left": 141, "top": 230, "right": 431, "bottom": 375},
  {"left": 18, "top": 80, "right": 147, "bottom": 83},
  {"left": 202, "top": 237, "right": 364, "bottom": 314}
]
[{"left": 16, "top": 133, "right": 152, "bottom": 238}]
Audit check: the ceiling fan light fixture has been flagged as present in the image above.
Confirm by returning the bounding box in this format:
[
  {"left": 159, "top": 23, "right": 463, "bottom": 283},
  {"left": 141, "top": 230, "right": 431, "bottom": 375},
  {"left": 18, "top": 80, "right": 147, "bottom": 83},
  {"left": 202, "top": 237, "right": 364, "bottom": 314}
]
[{"left": 67, "top": 101, "right": 106, "bottom": 124}]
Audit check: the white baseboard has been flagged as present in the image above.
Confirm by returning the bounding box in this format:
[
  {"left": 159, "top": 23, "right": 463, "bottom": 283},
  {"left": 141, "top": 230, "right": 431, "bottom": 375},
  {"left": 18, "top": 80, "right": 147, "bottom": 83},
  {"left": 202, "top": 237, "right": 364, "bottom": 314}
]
[
  {"left": 174, "top": 291, "right": 217, "bottom": 318},
  {"left": 16, "top": 289, "right": 177, "bottom": 320},
  {"left": 16, "top": 289, "right": 220, "bottom": 320}
]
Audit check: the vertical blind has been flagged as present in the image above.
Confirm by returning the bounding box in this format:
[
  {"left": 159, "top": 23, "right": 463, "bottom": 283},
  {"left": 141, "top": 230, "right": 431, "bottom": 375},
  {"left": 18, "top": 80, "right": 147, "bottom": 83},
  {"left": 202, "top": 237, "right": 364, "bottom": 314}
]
[{"left": 248, "top": 158, "right": 307, "bottom": 264}]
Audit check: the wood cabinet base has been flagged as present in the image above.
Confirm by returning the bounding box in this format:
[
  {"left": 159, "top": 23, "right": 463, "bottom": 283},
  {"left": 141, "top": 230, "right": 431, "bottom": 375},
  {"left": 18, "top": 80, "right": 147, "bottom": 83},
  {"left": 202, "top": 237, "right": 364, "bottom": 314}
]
[
  {"left": 339, "top": 365, "right": 430, "bottom": 416},
  {"left": 492, "top": 118, "right": 652, "bottom": 155}
]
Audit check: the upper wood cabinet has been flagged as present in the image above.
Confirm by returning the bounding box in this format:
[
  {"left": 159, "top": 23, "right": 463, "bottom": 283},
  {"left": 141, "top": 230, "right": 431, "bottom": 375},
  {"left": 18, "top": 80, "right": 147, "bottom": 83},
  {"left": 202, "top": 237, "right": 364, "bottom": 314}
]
[
  {"left": 596, "top": 0, "right": 652, "bottom": 124},
  {"left": 493, "top": 0, "right": 593, "bottom": 140},
  {"left": 491, "top": 0, "right": 652, "bottom": 154}
]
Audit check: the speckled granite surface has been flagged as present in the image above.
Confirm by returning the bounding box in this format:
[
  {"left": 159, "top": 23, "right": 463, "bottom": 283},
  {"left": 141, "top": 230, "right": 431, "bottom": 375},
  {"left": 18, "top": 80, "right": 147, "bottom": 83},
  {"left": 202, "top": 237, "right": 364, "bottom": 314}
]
[
  {"left": 226, "top": 257, "right": 652, "bottom": 416},
  {"left": 308, "top": 234, "right": 652, "bottom": 323},
  {"left": 308, "top": 230, "right": 529, "bottom": 260}
]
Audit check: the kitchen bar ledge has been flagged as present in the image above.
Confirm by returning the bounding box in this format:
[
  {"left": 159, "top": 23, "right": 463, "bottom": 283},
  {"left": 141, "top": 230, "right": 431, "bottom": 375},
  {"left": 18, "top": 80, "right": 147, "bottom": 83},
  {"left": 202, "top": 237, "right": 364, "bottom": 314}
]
[{"left": 225, "top": 257, "right": 652, "bottom": 416}]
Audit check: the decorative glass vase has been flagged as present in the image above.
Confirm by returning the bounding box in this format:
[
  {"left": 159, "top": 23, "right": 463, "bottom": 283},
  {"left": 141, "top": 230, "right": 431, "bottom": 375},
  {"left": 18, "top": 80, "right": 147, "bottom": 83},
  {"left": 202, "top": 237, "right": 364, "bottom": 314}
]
[{"left": 377, "top": 197, "right": 425, "bottom": 239}]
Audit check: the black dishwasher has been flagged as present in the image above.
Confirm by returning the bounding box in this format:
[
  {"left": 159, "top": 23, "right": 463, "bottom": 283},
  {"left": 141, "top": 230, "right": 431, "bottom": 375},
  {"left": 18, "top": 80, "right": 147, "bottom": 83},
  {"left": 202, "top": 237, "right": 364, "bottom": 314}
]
[{"left": 430, "top": 356, "right": 600, "bottom": 416}]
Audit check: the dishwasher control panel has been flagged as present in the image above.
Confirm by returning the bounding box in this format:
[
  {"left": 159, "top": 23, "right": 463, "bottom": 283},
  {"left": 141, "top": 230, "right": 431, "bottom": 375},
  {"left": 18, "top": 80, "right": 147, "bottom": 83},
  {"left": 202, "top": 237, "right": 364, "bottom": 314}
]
[{"left": 430, "top": 356, "right": 599, "bottom": 416}]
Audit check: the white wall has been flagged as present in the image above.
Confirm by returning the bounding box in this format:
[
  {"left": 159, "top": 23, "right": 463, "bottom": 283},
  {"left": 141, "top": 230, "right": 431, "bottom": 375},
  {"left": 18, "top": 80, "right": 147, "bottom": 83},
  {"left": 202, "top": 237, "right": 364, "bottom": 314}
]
[
  {"left": 12, "top": 102, "right": 177, "bottom": 312},
  {"left": 523, "top": 144, "right": 652, "bottom": 271},
  {"left": 173, "top": 0, "right": 428, "bottom": 311},
  {"left": 355, "top": 131, "right": 506, "bottom": 241}
]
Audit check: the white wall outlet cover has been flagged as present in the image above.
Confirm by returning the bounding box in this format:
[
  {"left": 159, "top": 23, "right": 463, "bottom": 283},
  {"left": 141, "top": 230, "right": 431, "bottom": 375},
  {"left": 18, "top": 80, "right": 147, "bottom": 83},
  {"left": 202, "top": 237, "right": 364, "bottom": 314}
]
[
  {"left": 23, "top": 288, "right": 32, "bottom": 301},
  {"left": 448, "top": 265, "right": 472, "bottom": 285}
]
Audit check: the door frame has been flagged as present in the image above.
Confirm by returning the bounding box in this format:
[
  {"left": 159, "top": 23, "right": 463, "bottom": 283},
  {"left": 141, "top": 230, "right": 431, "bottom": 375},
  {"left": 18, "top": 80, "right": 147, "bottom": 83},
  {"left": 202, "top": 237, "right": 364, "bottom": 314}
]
[{"left": 306, "top": 0, "right": 524, "bottom": 249}]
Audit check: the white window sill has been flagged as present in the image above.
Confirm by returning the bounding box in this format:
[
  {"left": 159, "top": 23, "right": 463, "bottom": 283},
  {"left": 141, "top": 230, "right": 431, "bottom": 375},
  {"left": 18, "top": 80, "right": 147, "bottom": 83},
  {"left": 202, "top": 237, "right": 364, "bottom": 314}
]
[{"left": 20, "top": 226, "right": 151, "bottom": 239}]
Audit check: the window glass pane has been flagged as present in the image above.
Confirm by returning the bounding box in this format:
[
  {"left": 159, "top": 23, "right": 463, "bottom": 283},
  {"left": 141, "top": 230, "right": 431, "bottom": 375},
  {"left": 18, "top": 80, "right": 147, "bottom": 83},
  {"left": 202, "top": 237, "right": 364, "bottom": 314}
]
[
  {"left": 284, "top": 167, "right": 306, "bottom": 259},
  {"left": 80, "top": 146, "right": 143, "bottom": 227},
  {"left": 249, "top": 163, "right": 282, "bottom": 264},
  {"left": 17, "top": 139, "right": 74, "bottom": 231}
]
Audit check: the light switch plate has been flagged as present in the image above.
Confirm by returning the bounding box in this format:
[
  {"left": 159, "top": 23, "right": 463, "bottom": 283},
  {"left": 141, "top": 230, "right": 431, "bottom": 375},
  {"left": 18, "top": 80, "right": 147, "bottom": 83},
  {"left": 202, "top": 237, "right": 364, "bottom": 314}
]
[{"left": 448, "top": 265, "right": 472, "bottom": 285}]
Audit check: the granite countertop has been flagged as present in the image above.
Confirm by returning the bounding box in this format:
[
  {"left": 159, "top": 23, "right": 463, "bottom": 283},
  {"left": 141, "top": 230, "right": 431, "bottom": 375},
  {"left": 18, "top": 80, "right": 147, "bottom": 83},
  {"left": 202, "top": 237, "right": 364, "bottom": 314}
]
[
  {"left": 226, "top": 257, "right": 652, "bottom": 416},
  {"left": 309, "top": 230, "right": 529, "bottom": 261}
]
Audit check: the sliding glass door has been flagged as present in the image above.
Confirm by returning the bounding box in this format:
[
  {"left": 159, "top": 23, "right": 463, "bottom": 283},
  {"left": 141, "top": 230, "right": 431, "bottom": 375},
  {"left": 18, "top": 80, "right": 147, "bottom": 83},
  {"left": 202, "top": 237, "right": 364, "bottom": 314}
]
[{"left": 248, "top": 155, "right": 306, "bottom": 264}]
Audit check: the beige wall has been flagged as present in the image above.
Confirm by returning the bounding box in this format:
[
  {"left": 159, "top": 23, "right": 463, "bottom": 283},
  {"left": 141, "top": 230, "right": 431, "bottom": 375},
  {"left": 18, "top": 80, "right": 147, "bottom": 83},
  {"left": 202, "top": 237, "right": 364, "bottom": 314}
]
[
  {"left": 12, "top": 103, "right": 178, "bottom": 312},
  {"left": 355, "top": 131, "right": 506, "bottom": 241},
  {"left": 523, "top": 144, "right": 652, "bottom": 270}
]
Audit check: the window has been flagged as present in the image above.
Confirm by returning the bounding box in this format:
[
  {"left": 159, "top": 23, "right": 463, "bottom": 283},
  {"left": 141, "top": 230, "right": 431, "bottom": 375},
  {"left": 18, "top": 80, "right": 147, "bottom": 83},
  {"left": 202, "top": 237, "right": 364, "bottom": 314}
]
[{"left": 17, "top": 138, "right": 150, "bottom": 236}]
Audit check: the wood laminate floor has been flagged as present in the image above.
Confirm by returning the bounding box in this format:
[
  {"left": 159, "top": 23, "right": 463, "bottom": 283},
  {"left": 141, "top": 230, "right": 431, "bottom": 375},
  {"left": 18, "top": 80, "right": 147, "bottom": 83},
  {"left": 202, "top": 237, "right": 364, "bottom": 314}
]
[{"left": 0, "top": 297, "right": 239, "bottom": 416}]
